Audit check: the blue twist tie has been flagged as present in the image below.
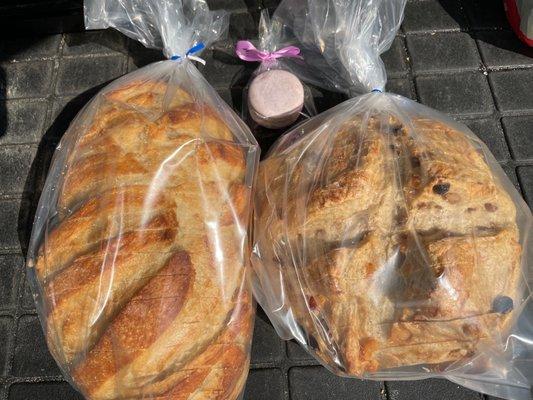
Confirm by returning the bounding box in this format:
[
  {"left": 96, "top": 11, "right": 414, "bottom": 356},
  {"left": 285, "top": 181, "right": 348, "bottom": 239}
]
[
  {"left": 170, "top": 42, "right": 206, "bottom": 61},
  {"left": 371, "top": 88, "right": 382, "bottom": 93}
]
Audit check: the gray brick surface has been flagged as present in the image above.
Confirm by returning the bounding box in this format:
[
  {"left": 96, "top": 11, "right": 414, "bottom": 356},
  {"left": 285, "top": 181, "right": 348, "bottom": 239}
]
[
  {"left": 0, "top": 254, "right": 23, "bottom": 311},
  {"left": 289, "top": 366, "right": 381, "bottom": 400},
  {"left": 517, "top": 167, "right": 533, "bottom": 207},
  {"left": 0, "top": 99, "right": 48, "bottom": 144},
  {"left": 386, "top": 379, "right": 483, "bottom": 400},
  {"left": 12, "top": 315, "right": 61, "bottom": 377},
  {"left": 251, "top": 312, "right": 284, "bottom": 364},
  {"left": 403, "top": 0, "right": 467, "bottom": 33},
  {"left": 244, "top": 369, "right": 285, "bottom": 400},
  {"left": 416, "top": 72, "right": 493, "bottom": 116},
  {"left": 0, "top": 199, "right": 27, "bottom": 251},
  {"left": 8, "top": 382, "right": 83, "bottom": 400},
  {"left": 407, "top": 32, "right": 480, "bottom": 73},
  {"left": 63, "top": 30, "right": 127, "bottom": 56},
  {"left": 382, "top": 37, "right": 408, "bottom": 78},
  {"left": 476, "top": 31, "right": 533, "bottom": 69},
  {"left": 0, "top": 61, "right": 53, "bottom": 99},
  {"left": 0, "top": 317, "right": 13, "bottom": 377},
  {"left": 460, "top": 118, "right": 511, "bottom": 162},
  {"left": 287, "top": 340, "right": 315, "bottom": 362},
  {"left": 491, "top": 70, "right": 533, "bottom": 112},
  {"left": 0, "top": 145, "right": 39, "bottom": 195},
  {"left": 56, "top": 54, "right": 125, "bottom": 95},
  {"left": 502, "top": 116, "right": 533, "bottom": 161}
]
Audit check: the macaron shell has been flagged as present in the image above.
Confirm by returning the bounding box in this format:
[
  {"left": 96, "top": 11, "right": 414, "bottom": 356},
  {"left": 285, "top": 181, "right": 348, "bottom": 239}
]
[{"left": 248, "top": 70, "right": 304, "bottom": 129}]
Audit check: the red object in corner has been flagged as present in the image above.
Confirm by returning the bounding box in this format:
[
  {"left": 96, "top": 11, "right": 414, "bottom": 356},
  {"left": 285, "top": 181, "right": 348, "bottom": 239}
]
[{"left": 504, "top": 0, "right": 533, "bottom": 46}]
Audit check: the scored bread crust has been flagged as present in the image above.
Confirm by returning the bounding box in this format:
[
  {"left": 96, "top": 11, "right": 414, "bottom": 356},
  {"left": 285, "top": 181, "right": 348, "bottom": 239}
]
[
  {"left": 255, "top": 113, "right": 523, "bottom": 376},
  {"left": 33, "top": 78, "right": 253, "bottom": 399}
]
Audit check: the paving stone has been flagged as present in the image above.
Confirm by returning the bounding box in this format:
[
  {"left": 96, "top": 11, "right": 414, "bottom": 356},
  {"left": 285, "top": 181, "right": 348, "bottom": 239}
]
[
  {"left": 407, "top": 32, "right": 480, "bottom": 73},
  {"left": 386, "top": 378, "right": 483, "bottom": 400},
  {"left": 463, "top": 0, "right": 510, "bottom": 30},
  {"left": 9, "top": 382, "right": 83, "bottom": 400},
  {"left": 491, "top": 70, "right": 533, "bottom": 112},
  {"left": 243, "top": 369, "right": 284, "bottom": 400},
  {"left": 382, "top": 36, "right": 408, "bottom": 77},
  {"left": 56, "top": 54, "right": 125, "bottom": 95},
  {"left": 500, "top": 164, "right": 521, "bottom": 194},
  {"left": 0, "top": 34, "right": 61, "bottom": 61},
  {"left": 63, "top": 30, "right": 127, "bottom": 56},
  {"left": 0, "top": 145, "right": 39, "bottom": 195},
  {"left": 289, "top": 366, "right": 381, "bottom": 400},
  {"left": 0, "top": 199, "right": 28, "bottom": 251},
  {"left": 0, "top": 99, "right": 48, "bottom": 144},
  {"left": 416, "top": 72, "right": 493, "bottom": 116},
  {"left": 251, "top": 310, "right": 284, "bottom": 364},
  {"left": 460, "top": 118, "right": 510, "bottom": 162},
  {"left": 476, "top": 31, "right": 533, "bottom": 69},
  {"left": 403, "top": 0, "right": 467, "bottom": 33},
  {"left": 287, "top": 340, "right": 315, "bottom": 362},
  {"left": 386, "top": 78, "right": 415, "bottom": 99},
  {"left": 0, "top": 254, "right": 23, "bottom": 311},
  {"left": 0, "top": 317, "right": 13, "bottom": 376},
  {"left": 21, "top": 272, "right": 36, "bottom": 311},
  {"left": 0, "top": 60, "right": 53, "bottom": 99},
  {"left": 517, "top": 167, "right": 533, "bottom": 207},
  {"left": 502, "top": 116, "right": 533, "bottom": 161},
  {"left": 12, "top": 315, "right": 61, "bottom": 377}
]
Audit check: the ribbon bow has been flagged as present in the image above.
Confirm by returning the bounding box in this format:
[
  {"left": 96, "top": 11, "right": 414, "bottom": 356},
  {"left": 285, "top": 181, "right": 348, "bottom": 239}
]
[
  {"left": 235, "top": 40, "right": 302, "bottom": 64},
  {"left": 171, "top": 42, "right": 206, "bottom": 65}
]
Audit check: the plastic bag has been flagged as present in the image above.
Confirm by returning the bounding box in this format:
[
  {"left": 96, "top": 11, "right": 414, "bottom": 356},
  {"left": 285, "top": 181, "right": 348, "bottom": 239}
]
[
  {"left": 505, "top": 0, "right": 533, "bottom": 46},
  {"left": 250, "top": 1, "right": 533, "bottom": 399},
  {"left": 26, "top": 1, "right": 259, "bottom": 399},
  {"left": 236, "top": 10, "right": 317, "bottom": 130}
]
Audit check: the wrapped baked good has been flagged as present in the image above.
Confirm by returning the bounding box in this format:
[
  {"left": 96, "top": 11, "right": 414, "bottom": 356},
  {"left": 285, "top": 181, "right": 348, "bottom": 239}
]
[
  {"left": 251, "top": 0, "right": 533, "bottom": 399},
  {"left": 236, "top": 10, "right": 315, "bottom": 130},
  {"left": 26, "top": 1, "right": 259, "bottom": 399}
]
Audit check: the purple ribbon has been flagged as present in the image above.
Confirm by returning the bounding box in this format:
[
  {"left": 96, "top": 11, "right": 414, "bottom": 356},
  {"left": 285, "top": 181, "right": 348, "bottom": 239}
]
[{"left": 235, "top": 40, "right": 302, "bottom": 63}]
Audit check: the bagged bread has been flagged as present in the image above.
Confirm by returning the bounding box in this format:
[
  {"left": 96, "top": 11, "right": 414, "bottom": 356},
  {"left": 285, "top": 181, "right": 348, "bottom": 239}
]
[
  {"left": 251, "top": 0, "right": 533, "bottom": 399},
  {"left": 26, "top": 1, "right": 259, "bottom": 399}
]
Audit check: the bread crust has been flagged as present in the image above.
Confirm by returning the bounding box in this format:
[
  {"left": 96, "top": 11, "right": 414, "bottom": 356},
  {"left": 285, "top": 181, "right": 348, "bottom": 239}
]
[
  {"left": 256, "top": 113, "right": 523, "bottom": 376},
  {"left": 34, "top": 78, "right": 253, "bottom": 399}
]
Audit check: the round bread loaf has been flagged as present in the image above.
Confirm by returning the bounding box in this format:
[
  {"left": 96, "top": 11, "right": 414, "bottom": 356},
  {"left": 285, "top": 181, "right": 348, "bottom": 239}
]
[{"left": 253, "top": 108, "right": 525, "bottom": 376}]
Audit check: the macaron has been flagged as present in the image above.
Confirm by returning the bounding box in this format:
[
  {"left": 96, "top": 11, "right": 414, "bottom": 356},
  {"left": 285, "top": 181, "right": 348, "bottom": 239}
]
[{"left": 248, "top": 69, "right": 304, "bottom": 129}]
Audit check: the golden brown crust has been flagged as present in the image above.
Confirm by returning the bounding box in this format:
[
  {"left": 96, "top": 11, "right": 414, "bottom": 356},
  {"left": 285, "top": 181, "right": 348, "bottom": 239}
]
[
  {"left": 35, "top": 78, "right": 253, "bottom": 399},
  {"left": 256, "top": 113, "right": 522, "bottom": 376}
]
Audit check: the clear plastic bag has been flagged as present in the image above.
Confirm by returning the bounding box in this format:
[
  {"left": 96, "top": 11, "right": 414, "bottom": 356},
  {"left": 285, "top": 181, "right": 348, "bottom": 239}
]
[
  {"left": 250, "top": 1, "right": 533, "bottom": 399},
  {"left": 236, "top": 10, "right": 317, "bottom": 130},
  {"left": 26, "top": 1, "right": 259, "bottom": 399}
]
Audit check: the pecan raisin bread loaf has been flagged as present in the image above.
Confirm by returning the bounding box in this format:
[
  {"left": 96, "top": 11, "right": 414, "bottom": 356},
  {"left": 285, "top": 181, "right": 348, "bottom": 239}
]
[
  {"left": 255, "top": 114, "right": 522, "bottom": 376},
  {"left": 30, "top": 77, "right": 254, "bottom": 400}
]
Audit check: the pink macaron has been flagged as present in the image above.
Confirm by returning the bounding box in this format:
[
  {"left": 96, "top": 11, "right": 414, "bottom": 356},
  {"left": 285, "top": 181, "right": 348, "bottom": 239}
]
[{"left": 248, "top": 69, "right": 304, "bottom": 129}]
